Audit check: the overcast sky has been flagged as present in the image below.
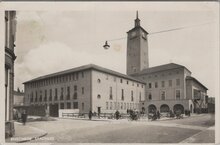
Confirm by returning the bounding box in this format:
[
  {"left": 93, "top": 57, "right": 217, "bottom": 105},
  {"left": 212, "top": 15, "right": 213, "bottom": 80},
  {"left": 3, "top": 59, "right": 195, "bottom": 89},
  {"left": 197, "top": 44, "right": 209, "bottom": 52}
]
[{"left": 14, "top": 2, "right": 219, "bottom": 98}]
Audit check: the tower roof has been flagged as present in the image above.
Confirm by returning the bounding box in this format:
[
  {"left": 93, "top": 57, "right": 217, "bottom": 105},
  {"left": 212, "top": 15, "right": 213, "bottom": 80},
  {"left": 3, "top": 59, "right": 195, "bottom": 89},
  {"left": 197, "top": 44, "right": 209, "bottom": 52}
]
[{"left": 127, "top": 11, "right": 148, "bottom": 34}]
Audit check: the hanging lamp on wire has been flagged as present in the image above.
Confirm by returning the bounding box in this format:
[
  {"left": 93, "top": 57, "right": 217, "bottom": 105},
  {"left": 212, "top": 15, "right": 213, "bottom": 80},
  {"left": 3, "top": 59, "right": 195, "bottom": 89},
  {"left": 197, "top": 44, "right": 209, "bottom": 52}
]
[{"left": 103, "top": 41, "right": 110, "bottom": 49}]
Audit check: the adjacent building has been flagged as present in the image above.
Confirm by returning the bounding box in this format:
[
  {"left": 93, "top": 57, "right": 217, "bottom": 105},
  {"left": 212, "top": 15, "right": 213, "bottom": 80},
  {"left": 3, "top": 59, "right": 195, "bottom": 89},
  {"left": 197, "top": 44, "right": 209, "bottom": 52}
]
[
  {"left": 23, "top": 64, "right": 145, "bottom": 117},
  {"left": 14, "top": 88, "right": 25, "bottom": 107},
  {"left": 5, "top": 11, "right": 17, "bottom": 137}
]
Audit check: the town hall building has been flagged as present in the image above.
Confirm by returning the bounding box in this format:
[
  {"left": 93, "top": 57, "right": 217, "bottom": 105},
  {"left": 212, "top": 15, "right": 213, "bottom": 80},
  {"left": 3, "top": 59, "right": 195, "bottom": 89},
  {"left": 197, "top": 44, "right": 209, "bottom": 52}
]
[{"left": 23, "top": 12, "right": 208, "bottom": 117}]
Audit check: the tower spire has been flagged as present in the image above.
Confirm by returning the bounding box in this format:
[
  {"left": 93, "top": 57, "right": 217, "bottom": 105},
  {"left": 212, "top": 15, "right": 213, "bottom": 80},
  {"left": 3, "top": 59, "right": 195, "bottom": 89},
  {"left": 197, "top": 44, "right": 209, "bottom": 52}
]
[
  {"left": 136, "top": 11, "right": 139, "bottom": 19},
  {"left": 135, "top": 11, "right": 140, "bottom": 27}
]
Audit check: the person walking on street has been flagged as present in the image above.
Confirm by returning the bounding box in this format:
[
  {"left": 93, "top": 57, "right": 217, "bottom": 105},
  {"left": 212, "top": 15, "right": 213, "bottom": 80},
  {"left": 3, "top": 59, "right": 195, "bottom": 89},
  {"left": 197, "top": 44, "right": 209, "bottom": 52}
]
[
  {"left": 157, "top": 111, "right": 160, "bottom": 119},
  {"left": 21, "top": 110, "right": 27, "bottom": 125},
  {"left": 89, "top": 110, "right": 93, "bottom": 120},
  {"left": 115, "top": 110, "right": 120, "bottom": 120}
]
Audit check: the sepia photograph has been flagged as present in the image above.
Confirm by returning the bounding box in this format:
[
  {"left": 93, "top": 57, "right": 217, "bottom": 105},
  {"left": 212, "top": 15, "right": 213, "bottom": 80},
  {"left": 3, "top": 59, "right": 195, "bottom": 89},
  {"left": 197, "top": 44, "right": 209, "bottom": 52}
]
[{"left": 3, "top": 2, "right": 219, "bottom": 144}]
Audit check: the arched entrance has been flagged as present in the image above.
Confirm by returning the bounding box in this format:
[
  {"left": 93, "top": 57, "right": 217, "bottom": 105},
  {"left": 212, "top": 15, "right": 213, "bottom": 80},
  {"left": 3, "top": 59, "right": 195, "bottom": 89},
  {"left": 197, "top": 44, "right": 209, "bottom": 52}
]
[
  {"left": 173, "top": 104, "right": 184, "bottom": 114},
  {"left": 160, "top": 104, "right": 170, "bottom": 113},
  {"left": 148, "top": 104, "right": 157, "bottom": 113}
]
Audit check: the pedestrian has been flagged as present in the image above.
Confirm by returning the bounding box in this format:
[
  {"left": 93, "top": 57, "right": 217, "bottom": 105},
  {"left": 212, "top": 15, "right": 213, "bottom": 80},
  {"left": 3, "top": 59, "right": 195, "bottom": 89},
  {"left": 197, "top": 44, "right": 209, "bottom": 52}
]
[
  {"left": 157, "top": 111, "right": 160, "bottom": 119},
  {"left": 115, "top": 110, "right": 120, "bottom": 120},
  {"left": 152, "top": 110, "right": 157, "bottom": 121},
  {"left": 21, "top": 110, "right": 27, "bottom": 125},
  {"left": 89, "top": 110, "right": 93, "bottom": 120}
]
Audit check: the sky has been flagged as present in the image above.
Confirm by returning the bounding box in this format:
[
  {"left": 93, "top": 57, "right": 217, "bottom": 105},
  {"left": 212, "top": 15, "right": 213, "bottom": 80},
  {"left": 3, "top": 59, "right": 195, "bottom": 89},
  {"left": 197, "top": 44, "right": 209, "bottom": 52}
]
[{"left": 14, "top": 2, "right": 219, "bottom": 98}]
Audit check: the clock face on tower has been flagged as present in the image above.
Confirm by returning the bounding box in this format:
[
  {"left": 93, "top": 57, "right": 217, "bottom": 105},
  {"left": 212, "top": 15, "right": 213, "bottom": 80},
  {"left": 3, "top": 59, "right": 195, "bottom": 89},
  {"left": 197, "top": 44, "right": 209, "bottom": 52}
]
[{"left": 131, "top": 31, "right": 136, "bottom": 37}]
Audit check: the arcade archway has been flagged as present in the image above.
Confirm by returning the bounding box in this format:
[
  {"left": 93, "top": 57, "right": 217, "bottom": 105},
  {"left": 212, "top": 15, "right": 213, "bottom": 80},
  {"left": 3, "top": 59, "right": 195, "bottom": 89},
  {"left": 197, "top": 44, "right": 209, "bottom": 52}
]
[
  {"left": 160, "top": 104, "right": 170, "bottom": 113},
  {"left": 173, "top": 104, "right": 184, "bottom": 114},
  {"left": 148, "top": 104, "right": 157, "bottom": 113}
]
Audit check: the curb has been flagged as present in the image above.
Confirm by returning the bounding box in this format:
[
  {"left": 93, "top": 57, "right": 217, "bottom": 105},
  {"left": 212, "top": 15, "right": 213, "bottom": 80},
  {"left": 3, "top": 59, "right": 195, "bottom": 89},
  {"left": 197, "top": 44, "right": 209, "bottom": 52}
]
[
  {"left": 16, "top": 132, "right": 48, "bottom": 143},
  {"left": 8, "top": 122, "right": 48, "bottom": 143}
]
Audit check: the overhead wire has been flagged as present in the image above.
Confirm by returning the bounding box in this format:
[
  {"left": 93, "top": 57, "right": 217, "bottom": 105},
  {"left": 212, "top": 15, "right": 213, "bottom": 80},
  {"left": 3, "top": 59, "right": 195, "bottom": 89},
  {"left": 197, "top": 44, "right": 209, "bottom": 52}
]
[{"left": 106, "top": 21, "right": 215, "bottom": 42}]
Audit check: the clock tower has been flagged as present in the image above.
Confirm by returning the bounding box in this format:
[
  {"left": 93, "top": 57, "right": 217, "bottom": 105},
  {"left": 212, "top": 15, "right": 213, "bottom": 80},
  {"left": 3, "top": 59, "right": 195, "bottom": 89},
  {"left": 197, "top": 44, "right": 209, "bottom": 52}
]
[{"left": 126, "top": 11, "right": 149, "bottom": 75}]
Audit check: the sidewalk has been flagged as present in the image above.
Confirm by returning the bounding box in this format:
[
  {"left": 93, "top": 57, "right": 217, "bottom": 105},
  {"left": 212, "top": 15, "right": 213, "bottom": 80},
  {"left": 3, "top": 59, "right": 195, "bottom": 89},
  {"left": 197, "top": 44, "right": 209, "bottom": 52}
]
[{"left": 6, "top": 122, "right": 47, "bottom": 143}]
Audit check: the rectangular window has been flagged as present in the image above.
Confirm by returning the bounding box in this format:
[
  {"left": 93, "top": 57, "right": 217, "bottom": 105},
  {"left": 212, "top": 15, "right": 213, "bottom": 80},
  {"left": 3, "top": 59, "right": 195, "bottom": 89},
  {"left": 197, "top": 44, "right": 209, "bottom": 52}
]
[
  {"left": 109, "top": 87, "right": 113, "bottom": 100},
  {"left": 67, "top": 86, "right": 70, "bottom": 100},
  {"left": 55, "top": 88, "right": 57, "bottom": 100},
  {"left": 82, "top": 87, "right": 84, "bottom": 94},
  {"left": 155, "top": 82, "right": 158, "bottom": 88},
  {"left": 148, "top": 93, "right": 152, "bottom": 100},
  {"left": 131, "top": 90, "right": 134, "bottom": 101},
  {"left": 106, "top": 102, "right": 109, "bottom": 109},
  {"left": 60, "top": 87, "right": 64, "bottom": 100},
  {"left": 139, "top": 92, "right": 141, "bottom": 101},
  {"left": 60, "top": 103, "right": 64, "bottom": 109},
  {"left": 161, "top": 81, "right": 165, "bottom": 87},
  {"left": 50, "top": 89, "right": 52, "bottom": 97},
  {"left": 121, "top": 89, "right": 124, "bottom": 100},
  {"left": 176, "top": 79, "right": 180, "bottom": 86},
  {"left": 67, "top": 102, "right": 71, "bottom": 109},
  {"left": 76, "top": 73, "right": 78, "bottom": 80},
  {"left": 69, "top": 75, "right": 71, "bottom": 81},
  {"left": 124, "top": 103, "right": 126, "bottom": 110},
  {"left": 82, "top": 102, "right": 84, "bottom": 110},
  {"left": 49, "top": 89, "right": 52, "bottom": 101},
  {"left": 161, "top": 91, "right": 166, "bottom": 100},
  {"left": 121, "top": 102, "right": 123, "bottom": 109},
  {"left": 72, "top": 74, "right": 75, "bottom": 81},
  {"left": 39, "top": 95, "right": 42, "bottom": 102},
  {"left": 73, "top": 92, "right": 77, "bottom": 100},
  {"left": 169, "top": 80, "right": 172, "bottom": 87},
  {"left": 149, "top": 83, "right": 152, "bottom": 88},
  {"left": 81, "top": 72, "right": 84, "bottom": 78},
  {"left": 74, "top": 85, "right": 77, "bottom": 91},
  {"left": 44, "top": 90, "right": 47, "bottom": 101},
  {"left": 176, "top": 90, "right": 181, "bottom": 100},
  {"left": 120, "top": 79, "right": 123, "bottom": 83},
  {"left": 30, "top": 96, "right": 33, "bottom": 102},
  {"left": 73, "top": 102, "right": 78, "bottom": 109}
]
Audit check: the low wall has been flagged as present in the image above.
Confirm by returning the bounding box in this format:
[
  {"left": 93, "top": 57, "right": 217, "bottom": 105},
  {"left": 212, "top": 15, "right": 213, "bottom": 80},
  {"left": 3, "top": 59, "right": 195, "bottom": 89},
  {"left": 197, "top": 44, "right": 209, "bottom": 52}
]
[{"left": 59, "top": 109, "right": 79, "bottom": 117}]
